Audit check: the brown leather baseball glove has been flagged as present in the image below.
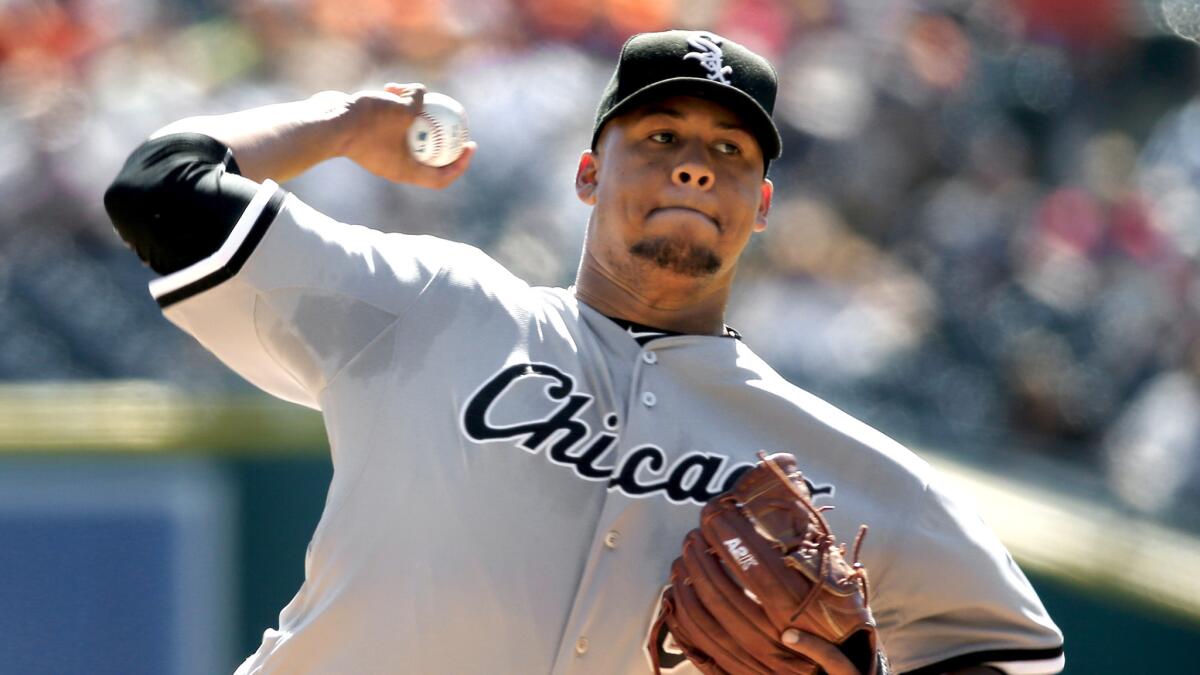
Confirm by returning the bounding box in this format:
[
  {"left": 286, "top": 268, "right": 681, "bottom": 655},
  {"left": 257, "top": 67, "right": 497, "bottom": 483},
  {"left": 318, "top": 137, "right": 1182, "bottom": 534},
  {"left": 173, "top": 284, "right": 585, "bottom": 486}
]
[{"left": 649, "top": 452, "right": 881, "bottom": 675}]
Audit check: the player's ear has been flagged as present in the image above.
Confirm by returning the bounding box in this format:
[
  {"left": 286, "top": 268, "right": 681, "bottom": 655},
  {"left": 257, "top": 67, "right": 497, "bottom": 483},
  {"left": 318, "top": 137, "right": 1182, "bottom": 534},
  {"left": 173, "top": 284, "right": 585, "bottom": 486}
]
[
  {"left": 754, "top": 179, "right": 772, "bottom": 232},
  {"left": 575, "top": 150, "right": 599, "bottom": 205}
]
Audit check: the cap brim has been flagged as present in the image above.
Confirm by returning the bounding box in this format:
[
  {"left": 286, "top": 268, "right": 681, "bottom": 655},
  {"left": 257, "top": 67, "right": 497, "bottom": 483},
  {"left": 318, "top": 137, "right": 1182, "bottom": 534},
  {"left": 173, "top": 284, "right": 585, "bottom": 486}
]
[{"left": 592, "top": 77, "right": 782, "bottom": 161}]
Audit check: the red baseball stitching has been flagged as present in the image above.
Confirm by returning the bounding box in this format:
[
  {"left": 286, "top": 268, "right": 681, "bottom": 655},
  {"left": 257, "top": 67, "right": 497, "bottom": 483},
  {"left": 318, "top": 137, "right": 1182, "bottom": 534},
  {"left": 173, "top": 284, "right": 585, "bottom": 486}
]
[{"left": 419, "top": 111, "right": 445, "bottom": 161}]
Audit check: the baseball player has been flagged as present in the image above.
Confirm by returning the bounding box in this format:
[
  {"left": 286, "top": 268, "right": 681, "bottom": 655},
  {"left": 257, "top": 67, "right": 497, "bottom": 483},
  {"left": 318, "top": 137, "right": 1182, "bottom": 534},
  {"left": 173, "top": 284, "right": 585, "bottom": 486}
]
[{"left": 104, "top": 30, "right": 1064, "bottom": 674}]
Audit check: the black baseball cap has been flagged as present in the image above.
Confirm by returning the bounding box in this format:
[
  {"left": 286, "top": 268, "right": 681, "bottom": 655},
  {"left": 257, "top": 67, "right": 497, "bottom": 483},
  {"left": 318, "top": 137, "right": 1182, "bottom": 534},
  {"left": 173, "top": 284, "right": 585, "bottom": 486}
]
[{"left": 592, "top": 30, "right": 782, "bottom": 168}]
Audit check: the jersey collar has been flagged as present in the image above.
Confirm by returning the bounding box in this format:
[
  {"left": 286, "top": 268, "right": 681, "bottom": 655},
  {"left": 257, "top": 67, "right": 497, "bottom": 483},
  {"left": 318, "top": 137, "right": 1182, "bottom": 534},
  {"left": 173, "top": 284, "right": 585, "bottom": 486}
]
[{"left": 604, "top": 315, "right": 742, "bottom": 346}]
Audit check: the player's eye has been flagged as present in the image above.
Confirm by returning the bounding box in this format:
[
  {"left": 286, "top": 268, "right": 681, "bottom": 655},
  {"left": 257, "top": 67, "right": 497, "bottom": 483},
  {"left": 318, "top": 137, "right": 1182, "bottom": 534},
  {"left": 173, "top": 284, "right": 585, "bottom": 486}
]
[
  {"left": 714, "top": 141, "right": 742, "bottom": 156},
  {"left": 649, "top": 131, "right": 675, "bottom": 144}
]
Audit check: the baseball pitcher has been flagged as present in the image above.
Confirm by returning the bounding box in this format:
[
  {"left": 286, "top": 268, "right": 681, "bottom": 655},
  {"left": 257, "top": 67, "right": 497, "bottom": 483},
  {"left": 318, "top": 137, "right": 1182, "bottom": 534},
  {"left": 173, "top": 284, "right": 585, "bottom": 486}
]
[{"left": 104, "top": 30, "right": 1064, "bottom": 675}]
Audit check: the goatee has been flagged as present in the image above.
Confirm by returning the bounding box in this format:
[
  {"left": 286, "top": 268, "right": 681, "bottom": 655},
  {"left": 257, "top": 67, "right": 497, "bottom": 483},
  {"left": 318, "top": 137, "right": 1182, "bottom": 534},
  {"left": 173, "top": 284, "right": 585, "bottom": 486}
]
[{"left": 630, "top": 236, "right": 722, "bottom": 277}]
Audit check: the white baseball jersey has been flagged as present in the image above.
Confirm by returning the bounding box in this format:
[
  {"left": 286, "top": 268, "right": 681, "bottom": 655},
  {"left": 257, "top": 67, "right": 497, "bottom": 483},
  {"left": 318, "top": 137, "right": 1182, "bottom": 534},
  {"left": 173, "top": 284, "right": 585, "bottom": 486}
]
[{"left": 148, "top": 180, "right": 1065, "bottom": 674}]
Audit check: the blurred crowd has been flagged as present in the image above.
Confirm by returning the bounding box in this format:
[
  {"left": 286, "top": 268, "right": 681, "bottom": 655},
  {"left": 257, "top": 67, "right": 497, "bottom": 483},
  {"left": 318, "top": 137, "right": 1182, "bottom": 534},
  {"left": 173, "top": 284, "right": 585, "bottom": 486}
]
[{"left": 3, "top": 0, "right": 1200, "bottom": 523}]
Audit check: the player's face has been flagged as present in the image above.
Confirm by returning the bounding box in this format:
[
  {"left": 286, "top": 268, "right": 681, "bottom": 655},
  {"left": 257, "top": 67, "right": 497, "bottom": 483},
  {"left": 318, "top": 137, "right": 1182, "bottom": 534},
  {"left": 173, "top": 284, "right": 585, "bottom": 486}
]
[{"left": 576, "top": 95, "right": 772, "bottom": 283}]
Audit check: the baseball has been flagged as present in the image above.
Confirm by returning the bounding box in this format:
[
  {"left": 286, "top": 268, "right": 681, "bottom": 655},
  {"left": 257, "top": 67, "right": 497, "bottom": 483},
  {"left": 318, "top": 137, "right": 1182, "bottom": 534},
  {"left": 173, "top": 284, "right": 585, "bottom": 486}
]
[{"left": 408, "top": 92, "right": 470, "bottom": 167}]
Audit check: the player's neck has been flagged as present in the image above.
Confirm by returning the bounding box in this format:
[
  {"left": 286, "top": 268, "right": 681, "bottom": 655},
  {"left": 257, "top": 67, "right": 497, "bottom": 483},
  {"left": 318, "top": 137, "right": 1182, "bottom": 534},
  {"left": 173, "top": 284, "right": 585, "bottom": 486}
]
[{"left": 573, "top": 249, "right": 731, "bottom": 336}]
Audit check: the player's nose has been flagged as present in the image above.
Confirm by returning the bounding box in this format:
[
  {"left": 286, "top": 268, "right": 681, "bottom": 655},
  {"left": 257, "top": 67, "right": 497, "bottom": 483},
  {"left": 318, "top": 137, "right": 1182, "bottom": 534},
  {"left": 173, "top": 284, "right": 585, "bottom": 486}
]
[{"left": 671, "top": 162, "right": 715, "bottom": 191}]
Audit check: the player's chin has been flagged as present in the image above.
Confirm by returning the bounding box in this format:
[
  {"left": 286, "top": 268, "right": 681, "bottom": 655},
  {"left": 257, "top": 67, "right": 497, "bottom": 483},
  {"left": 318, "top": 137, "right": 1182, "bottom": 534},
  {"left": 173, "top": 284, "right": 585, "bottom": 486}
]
[{"left": 629, "top": 236, "right": 722, "bottom": 278}]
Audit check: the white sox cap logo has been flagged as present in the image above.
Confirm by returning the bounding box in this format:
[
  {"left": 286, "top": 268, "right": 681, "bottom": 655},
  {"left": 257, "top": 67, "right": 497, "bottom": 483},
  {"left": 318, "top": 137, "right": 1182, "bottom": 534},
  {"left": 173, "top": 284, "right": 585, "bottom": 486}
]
[{"left": 684, "top": 32, "right": 732, "bottom": 85}]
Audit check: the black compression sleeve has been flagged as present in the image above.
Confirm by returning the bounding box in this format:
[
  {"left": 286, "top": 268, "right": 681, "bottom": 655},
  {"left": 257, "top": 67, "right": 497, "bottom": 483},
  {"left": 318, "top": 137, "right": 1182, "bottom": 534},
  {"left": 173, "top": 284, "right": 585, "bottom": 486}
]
[{"left": 103, "top": 133, "right": 266, "bottom": 275}]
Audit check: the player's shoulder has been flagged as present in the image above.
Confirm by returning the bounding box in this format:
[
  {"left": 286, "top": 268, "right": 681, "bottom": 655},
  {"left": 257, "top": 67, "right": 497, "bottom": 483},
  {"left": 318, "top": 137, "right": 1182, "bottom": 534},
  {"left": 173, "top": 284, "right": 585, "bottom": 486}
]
[
  {"left": 521, "top": 285, "right": 592, "bottom": 341},
  {"left": 733, "top": 342, "right": 936, "bottom": 486},
  {"left": 281, "top": 193, "right": 474, "bottom": 262},
  {"left": 528, "top": 285, "right": 578, "bottom": 314},
  {"left": 279, "top": 194, "right": 544, "bottom": 297}
]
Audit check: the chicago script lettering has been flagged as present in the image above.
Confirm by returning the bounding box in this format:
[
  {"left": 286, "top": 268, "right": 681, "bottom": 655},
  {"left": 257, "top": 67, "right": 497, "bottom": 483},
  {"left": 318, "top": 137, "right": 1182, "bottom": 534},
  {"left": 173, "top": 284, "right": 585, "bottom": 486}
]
[
  {"left": 461, "top": 362, "right": 617, "bottom": 481},
  {"left": 459, "top": 362, "right": 832, "bottom": 505}
]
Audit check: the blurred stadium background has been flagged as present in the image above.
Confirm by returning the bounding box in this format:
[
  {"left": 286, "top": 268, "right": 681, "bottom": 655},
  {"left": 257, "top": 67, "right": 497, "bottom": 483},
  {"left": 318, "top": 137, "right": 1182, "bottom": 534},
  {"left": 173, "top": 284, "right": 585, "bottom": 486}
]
[{"left": 3, "top": 0, "right": 1200, "bottom": 672}]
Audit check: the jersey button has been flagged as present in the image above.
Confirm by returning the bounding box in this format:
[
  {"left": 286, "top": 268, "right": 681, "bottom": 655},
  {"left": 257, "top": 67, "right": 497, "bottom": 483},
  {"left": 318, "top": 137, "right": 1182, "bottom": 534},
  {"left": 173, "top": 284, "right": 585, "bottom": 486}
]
[
  {"left": 604, "top": 530, "right": 620, "bottom": 549},
  {"left": 642, "top": 351, "right": 658, "bottom": 364},
  {"left": 641, "top": 391, "right": 657, "bottom": 407},
  {"left": 575, "top": 636, "right": 589, "bottom": 655}
]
